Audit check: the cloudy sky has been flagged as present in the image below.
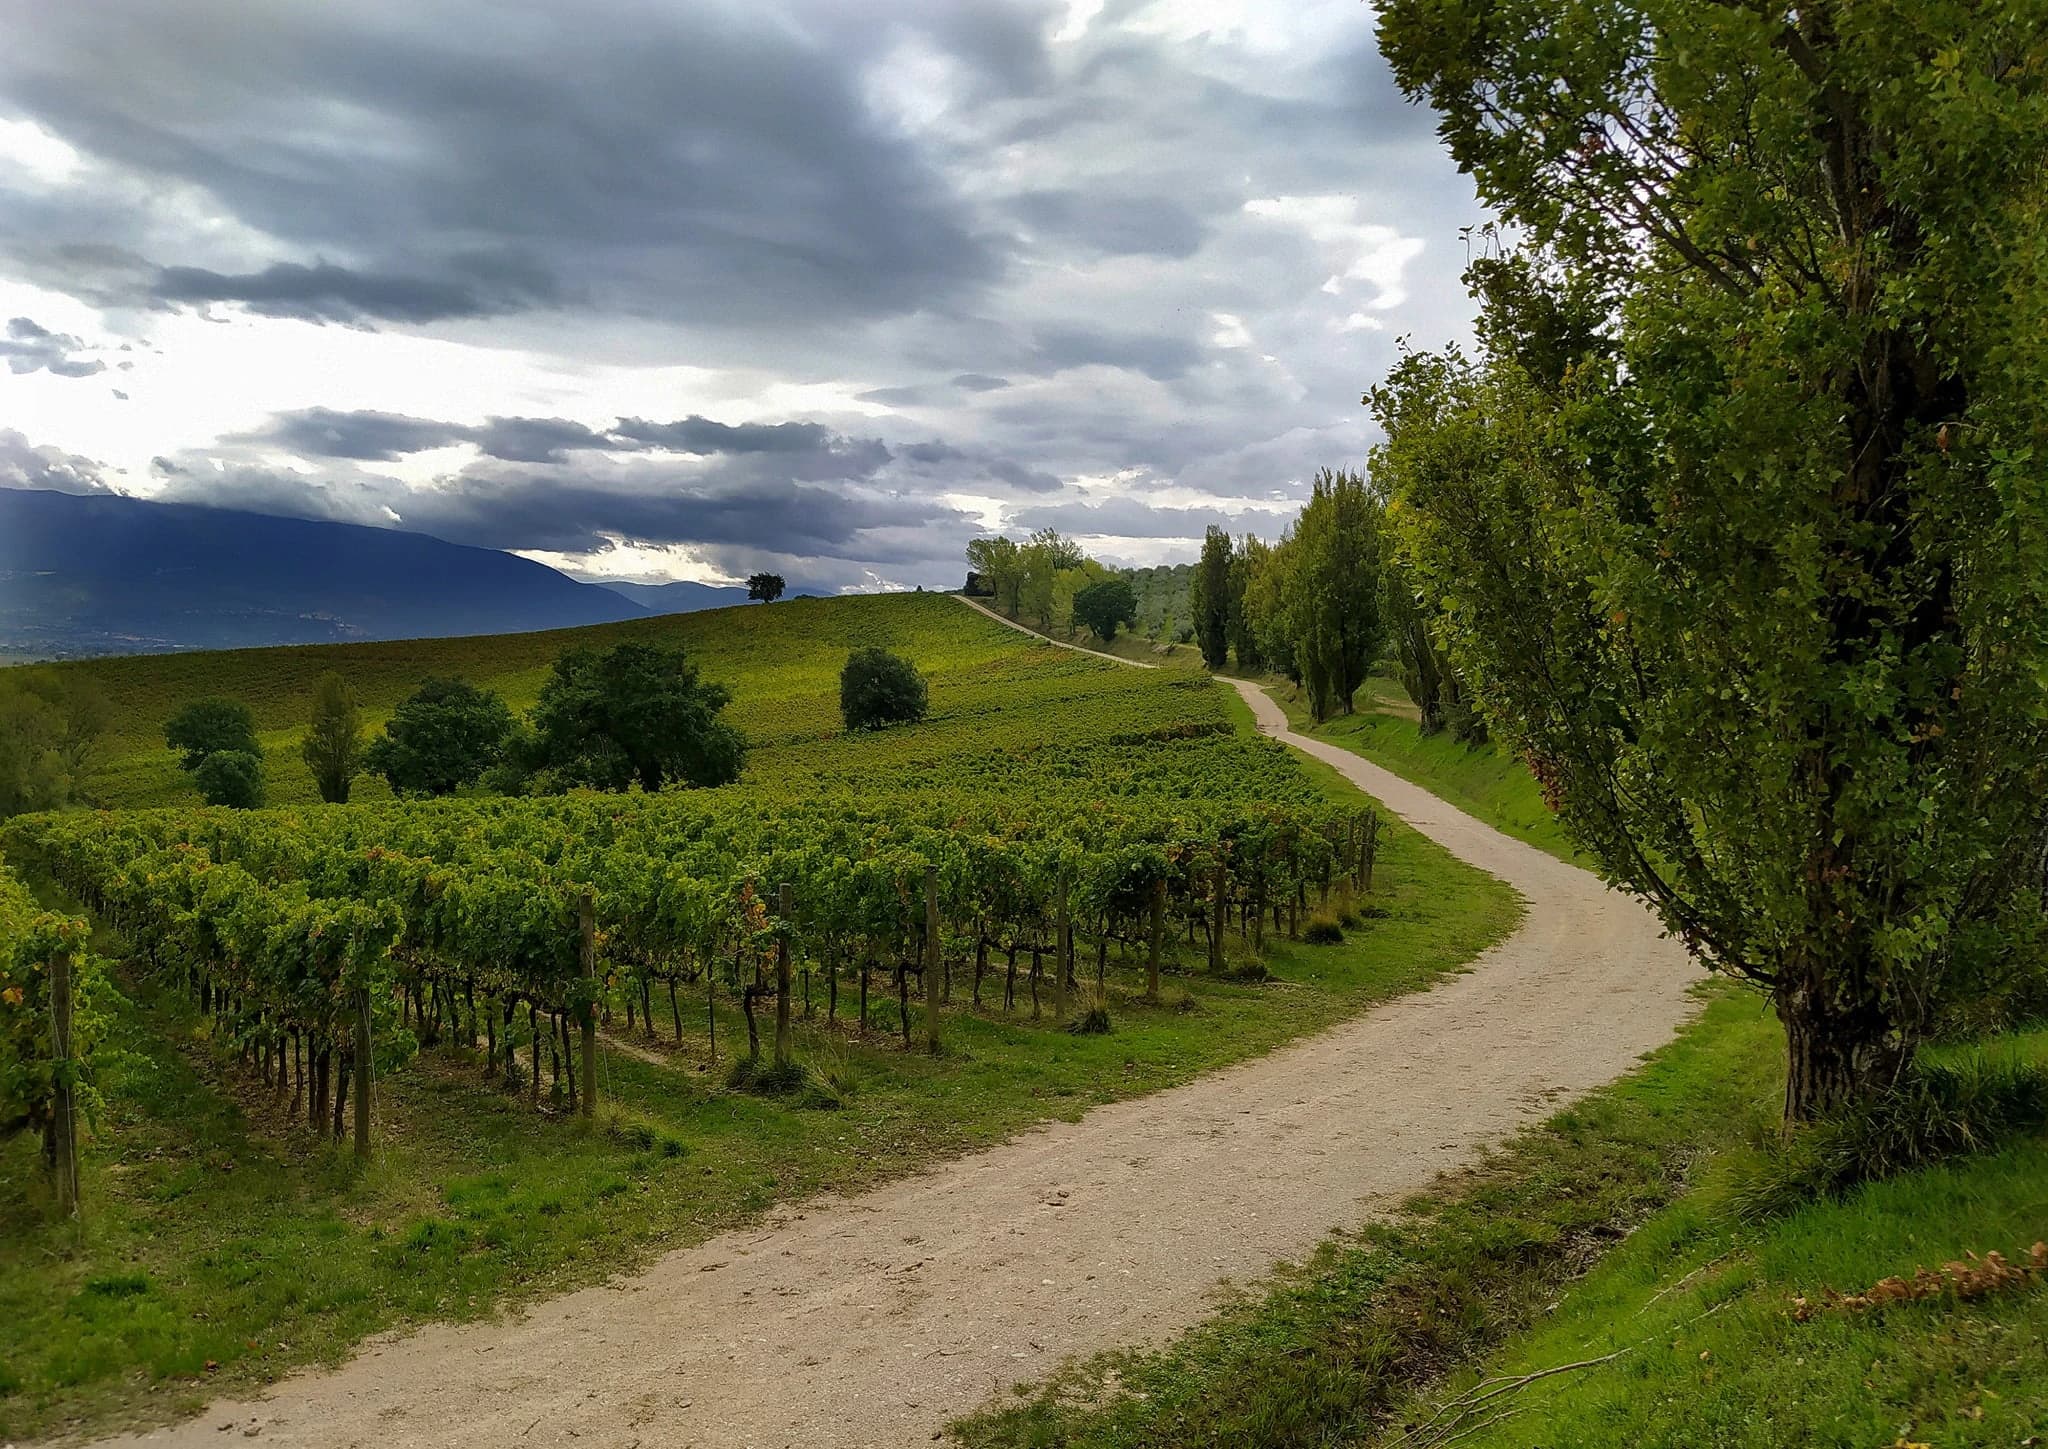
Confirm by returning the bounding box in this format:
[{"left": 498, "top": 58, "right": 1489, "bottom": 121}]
[{"left": 0, "top": 0, "right": 1483, "bottom": 593}]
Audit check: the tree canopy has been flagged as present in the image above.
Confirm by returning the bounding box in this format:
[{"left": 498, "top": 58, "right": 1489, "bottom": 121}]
[
  {"left": 1189, "top": 526, "right": 1232, "bottom": 670},
  {"left": 364, "top": 678, "right": 514, "bottom": 798},
  {"left": 0, "top": 670, "right": 108, "bottom": 818},
  {"left": 528, "top": 642, "right": 745, "bottom": 792},
  {"left": 841, "top": 648, "right": 929, "bottom": 731},
  {"left": 1374, "top": 0, "right": 2048, "bottom": 1120},
  {"left": 1072, "top": 578, "right": 1138, "bottom": 644},
  {"left": 193, "top": 749, "right": 264, "bottom": 809},
  {"left": 746, "top": 573, "right": 786, "bottom": 603},
  {"left": 164, "top": 698, "right": 259, "bottom": 772}
]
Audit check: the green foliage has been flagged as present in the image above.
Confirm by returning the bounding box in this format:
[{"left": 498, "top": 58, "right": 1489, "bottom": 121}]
[
  {"left": 965, "top": 536, "right": 1024, "bottom": 616},
  {"left": 0, "top": 670, "right": 107, "bottom": 819},
  {"left": 839, "top": 646, "right": 929, "bottom": 731},
  {"left": 300, "top": 671, "right": 362, "bottom": 805},
  {"left": 1072, "top": 578, "right": 1138, "bottom": 644},
  {"left": 162, "top": 698, "right": 257, "bottom": 772},
  {"left": 1290, "top": 470, "right": 1385, "bottom": 722},
  {"left": 527, "top": 641, "right": 744, "bottom": 792},
  {"left": 745, "top": 572, "right": 785, "bottom": 603},
  {"left": 0, "top": 852, "right": 105, "bottom": 1184},
  {"left": 363, "top": 678, "right": 513, "bottom": 798},
  {"left": 1225, "top": 537, "right": 1265, "bottom": 673},
  {"left": 1373, "top": 0, "right": 2048, "bottom": 1119},
  {"left": 192, "top": 750, "right": 264, "bottom": 809},
  {"left": 1190, "top": 525, "right": 1232, "bottom": 669}
]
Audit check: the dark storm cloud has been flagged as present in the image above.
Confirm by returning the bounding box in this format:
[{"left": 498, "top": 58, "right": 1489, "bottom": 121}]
[
  {"left": 0, "top": 0, "right": 999, "bottom": 330},
  {"left": 470, "top": 417, "right": 614, "bottom": 464},
  {"left": 149, "top": 261, "right": 546, "bottom": 325},
  {"left": 0, "top": 430, "right": 109, "bottom": 493},
  {"left": 1, "top": 316, "right": 104, "bottom": 377},
  {"left": 260, "top": 409, "right": 470, "bottom": 462},
  {"left": 950, "top": 374, "right": 1010, "bottom": 392},
  {"left": 612, "top": 417, "right": 835, "bottom": 456},
  {"left": 150, "top": 454, "right": 971, "bottom": 562},
  {"left": 1028, "top": 325, "right": 1205, "bottom": 382}
]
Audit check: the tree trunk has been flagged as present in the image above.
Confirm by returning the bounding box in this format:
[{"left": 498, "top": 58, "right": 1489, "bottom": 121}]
[{"left": 1777, "top": 969, "right": 1911, "bottom": 1125}]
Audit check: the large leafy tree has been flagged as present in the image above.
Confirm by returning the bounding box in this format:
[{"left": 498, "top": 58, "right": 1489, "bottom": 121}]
[
  {"left": 301, "top": 671, "right": 363, "bottom": 804},
  {"left": 529, "top": 642, "right": 744, "bottom": 792},
  {"left": 163, "top": 698, "right": 258, "bottom": 772},
  {"left": 364, "top": 678, "right": 514, "bottom": 797},
  {"left": 965, "top": 537, "right": 1024, "bottom": 618},
  {"left": 1376, "top": 0, "right": 2048, "bottom": 1120},
  {"left": 1226, "top": 536, "right": 1266, "bottom": 674},
  {"left": 0, "top": 670, "right": 107, "bottom": 818},
  {"left": 1072, "top": 578, "right": 1138, "bottom": 644},
  {"left": 1189, "top": 525, "right": 1232, "bottom": 669},
  {"left": 840, "top": 647, "right": 930, "bottom": 730}
]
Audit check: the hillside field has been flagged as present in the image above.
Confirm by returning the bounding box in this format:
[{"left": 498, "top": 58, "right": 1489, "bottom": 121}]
[{"left": 0, "top": 592, "right": 1521, "bottom": 1441}]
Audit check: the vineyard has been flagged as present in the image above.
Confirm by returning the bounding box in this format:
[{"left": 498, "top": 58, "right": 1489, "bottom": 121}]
[{"left": 0, "top": 594, "right": 1518, "bottom": 1439}]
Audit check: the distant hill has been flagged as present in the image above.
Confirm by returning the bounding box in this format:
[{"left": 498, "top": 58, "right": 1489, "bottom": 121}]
[
  {"left": 597, "top": 578, "right": 752, "bottom": 614},
  {"left": 0, "top": 487, "right": 646, "bottom": 657}
]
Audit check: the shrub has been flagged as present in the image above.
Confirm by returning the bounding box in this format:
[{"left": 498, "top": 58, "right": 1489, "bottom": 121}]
[
  {"left": 1303, "top": 916, "right": 1345, "bottom": 945},
  {"left": 192, "top": 750, "right": 264, "bottom": 809},
  {"left": 841, "top": 648, "right": 928, "bottom": 731}
]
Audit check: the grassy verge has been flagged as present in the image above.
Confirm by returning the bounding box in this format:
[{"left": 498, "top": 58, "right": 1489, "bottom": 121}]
[
  {"left": 1265, "top": 672, "right": 1577, "bottom": 865},
  {"left": 0, "top": 798, "right": 1517, "bottom": 1441},
  {"left": 948, "top": 987, "right": 1779, "bottom": 1448},
  {"left": 950, "top": 995, "right": 2048, "bottom": 1449}
]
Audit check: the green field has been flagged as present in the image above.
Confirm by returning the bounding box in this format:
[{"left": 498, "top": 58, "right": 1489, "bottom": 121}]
[{"left": 0, "top": 593, "right": 1521, "bottom": 1441}]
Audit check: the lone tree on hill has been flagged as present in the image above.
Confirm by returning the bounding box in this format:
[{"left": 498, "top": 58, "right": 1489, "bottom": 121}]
[
  {"left": 1073, "top": 577, "right": 1138, "bottom": 644},
  {"left": 164, "top": 698, "right": 259, "bottom": 772},
  {"left": 1376, "top": 0, "right": 2048, "bottom": 1122},
  {"left": 841, "top": 648, "right": 928, "bottom": 731},
  {"left": 747, "top": 572, "right": 786, "bottom": 603},
  {"left": 529, "top": 641, "right": 745, "bottom": 792},
  {"left": 301, "top": 671, "right": 363, "bottom": 804},
  {"left": 364, "top": 678, "right": 514, "bottom": 797}
]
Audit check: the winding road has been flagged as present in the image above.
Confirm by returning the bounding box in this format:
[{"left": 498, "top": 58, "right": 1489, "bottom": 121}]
[{"left": 93, "top": 633, "right": 1696, "bottom": 1449}]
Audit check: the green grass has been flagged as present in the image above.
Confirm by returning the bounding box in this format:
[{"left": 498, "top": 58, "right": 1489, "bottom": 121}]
[
  {"left": 0, "top": 594, "right": 1522, "bottom": 1440},
  {"left": 1265, "top": 672, "right": 1577, "bottom": 864},
  {"left": 949, "top": 997, "right": 2048, "bottom": 1449},
  {"left": 53, "top": 592, "right": 1183, "bottom": 809}
]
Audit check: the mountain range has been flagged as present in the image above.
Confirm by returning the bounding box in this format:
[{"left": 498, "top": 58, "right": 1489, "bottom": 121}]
[{"left": 0, "top": 488, "right": 756, "bottom": 658}]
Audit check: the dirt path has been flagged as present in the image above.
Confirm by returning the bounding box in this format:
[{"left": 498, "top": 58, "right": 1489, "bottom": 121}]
[
  {"left": 93, "top": 679, "right": 1696, "bottom": 1449},
  {"left": 954, "top": 591, "right": 1160, "bottom": 667}
]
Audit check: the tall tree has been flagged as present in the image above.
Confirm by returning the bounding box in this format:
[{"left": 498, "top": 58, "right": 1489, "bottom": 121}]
[
  {"left": 1376, "top": 0, "right": 2048, "bottom": 1120},
  {"left": 1189, "top": 525, "right": 1232, "bottom": 670},
  {"left": 1290, "top": 470, "right": 1384, "bottom": 722},
  {"left": 301, "top": 671, "right": 363, "bottom": 804},
  {"left": 965, "top": 537, "right": 1024, "bottom": 618},
  {"left": 1240, "top": 535, "right": 1299, "bottom": 684},
  {"left": 1226, "top": 536, "right": 1266, "bottom": 673},
  {"left": 0, "top": 670, "right": 108, "bottom": 818},
  {"left": 1381, "top": 552, "right": 1447, "bottom": 735},
  {"left": 529, "top": 642, "right": 744, "bottom": 792}
]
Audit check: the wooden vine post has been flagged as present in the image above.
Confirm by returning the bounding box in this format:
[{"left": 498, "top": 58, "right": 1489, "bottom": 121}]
[
  {"left": 50, "top": 948, "right": 80, "bottom": 1217},
  {"left": 774, "top": 882, "right": 794, "bottom": 1071},
  {"left": 1208, "top": 863, "right": 1226, "bottom": 974},
  {"left": 1361, "top": 810, "right": 1380, "bottom": 892},
  {"left": 353, "top": 983, "right": 373, "bottom": 1161},
  {"left": 923, "top": 865, "right": 942, "bottom": 1053},
  {"left": 577, "top": 889, "right": 598, "bottom": 1119},
  {"left": 1055, "top": 876, "right": 1071, "bottom": 1023},
  {"left": 1146, "top": 876, "right": 1166, "bottom": 1003}
]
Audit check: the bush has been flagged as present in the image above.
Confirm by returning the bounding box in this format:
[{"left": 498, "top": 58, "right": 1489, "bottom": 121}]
[
  {"left": 841, "top": 648, "right": 928, "bottom": 731},
  {"left": 1303, "top": 916, "right": 1345, "bottom": 945},
  {"left": 1735, "top": 1054, "right": 2048, "bottom": 1221},
  {"left": 1067, "top": 1004, "right": 1113, "bottom": 1035},
  {"left": 192, "top": 750, "right": 264, "bottom": 808}
]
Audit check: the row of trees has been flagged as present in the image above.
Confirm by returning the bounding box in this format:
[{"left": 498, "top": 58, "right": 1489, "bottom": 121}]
[
  {"left": 1370, "top": 0, "right": 2048, "bottom": 1122},
  {"left": 165, "top": 641, "right": 748, "bottom": 807},
  {"left": 0, "top": 670, "right": 108, "bottom": 819},
  {"left": 966, "top": 530, "right": 1119, "bottom": 638}
]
